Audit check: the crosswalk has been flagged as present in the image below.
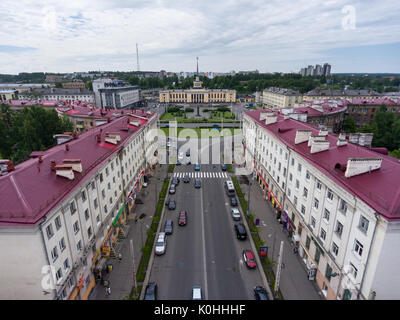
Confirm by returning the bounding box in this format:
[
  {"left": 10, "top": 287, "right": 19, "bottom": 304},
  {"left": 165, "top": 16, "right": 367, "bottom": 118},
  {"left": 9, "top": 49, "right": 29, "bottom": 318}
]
[{"left": 173, "top": 172, "right": 229, "bottom": 179}]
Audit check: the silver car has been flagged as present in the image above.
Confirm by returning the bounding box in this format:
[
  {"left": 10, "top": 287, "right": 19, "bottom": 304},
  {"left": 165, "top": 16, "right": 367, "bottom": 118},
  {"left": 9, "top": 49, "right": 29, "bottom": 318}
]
[
  {"left": 231, "top": 208, "right": 241, "bottom": 221},
  {"left": 155, "top": 232, "right": 166, "bottom": 255},
  {"left": 169, "top": 184, "right": 176, "bottom": 194}
]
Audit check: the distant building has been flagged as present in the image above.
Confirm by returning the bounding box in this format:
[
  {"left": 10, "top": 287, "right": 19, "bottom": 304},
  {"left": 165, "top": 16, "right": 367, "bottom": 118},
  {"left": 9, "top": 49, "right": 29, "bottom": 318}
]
[
  {"left": 304, "top": 88, "right": 381, "bottom": 101},
  {"left": 0, "top": 89, "right": 17, "bottom": 102},
  {"left": 315, "top": 65, "right": 323, "bottom": 76},
  {"left": 300, "top": 68, "right": 307, "bottom": 77},
  {"left": 93, "top": 78, "right": 141, "bottom": 109},
  {"left": 0, "top": 83, "right": 52, "bottom": 93},
  {"left": 323, "top": 63, "right": 331, "bottom": 76},
  {"left": 18, "top": 88, "right": 94, "bottom": 103},
  {"left": 159, "top": 77, "right": 236, "bottom": 104},
  {"left": 300, "top": 63, "right": 331, "bottom": 77},
  {"left": 62, "top": 81, "right": 86, "bottom": 89},
  {"left": 306, "top": 65, "right": 314, "bottom": 76},
  {"left": 262, "top": 87, "right": 303, "bottom": 109},
  {"left": 45, "top": 74, "right": 63, "bottom": 83}
]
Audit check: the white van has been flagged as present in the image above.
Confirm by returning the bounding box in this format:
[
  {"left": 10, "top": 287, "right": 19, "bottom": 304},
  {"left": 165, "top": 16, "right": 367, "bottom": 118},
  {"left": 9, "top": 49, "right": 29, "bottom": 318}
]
[{"left": 225, "top": 180, "right": 235, "bottom": 196}]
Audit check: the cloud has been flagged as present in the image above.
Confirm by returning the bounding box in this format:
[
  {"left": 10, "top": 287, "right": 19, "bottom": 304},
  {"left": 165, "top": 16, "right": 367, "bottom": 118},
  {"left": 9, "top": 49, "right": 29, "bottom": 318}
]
[{"left": 0, "top": 0, "right": 399, "bottom": 73}]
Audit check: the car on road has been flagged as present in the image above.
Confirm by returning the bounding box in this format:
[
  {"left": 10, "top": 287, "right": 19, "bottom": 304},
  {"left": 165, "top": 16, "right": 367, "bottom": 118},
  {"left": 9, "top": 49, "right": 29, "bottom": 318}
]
[
  {"left": 144, "top": 282, "right": 157, "bottom": 300},
  {"left": 172, "top": 177, "right": 180, "bottom": 185},
  {"left": 166, "top": 141, "right": 171, "bottom": 147},
  {"left": 243, "top": 249, "right": 256, "bottom": 269},
  {"left": 186, "top": 150, "right": 190, "bottom": 157},
  {"left": 164, "top": 219, "right": 173, "bottom": 235},
  {"left": 231, "top": 208, "right": 241, "bottom": 221},
  {"left": 178, "top": 210, "right": 187, "bottom": 226},
  {"left": 194, "top": 178, "right": 201, "bottom": 188},
  {"left": 165, "top": 198, "right": 176, "bottom": 210},
  {"left": 230, "top": 195, "right": 238, "bottom": 206},
  {"left": 155, "top": 232, "right": 166, "bottom": 255},
  {"left": 235, "top": 223, "right": 247, "bottom": 240},
  {"left": 169, "top": 184, "right": 176, "bottom": 194},
  {"left": 192, "top": 285, "right": 202, "bottom": 300},
  {"left": 254, "top": 286, "right": 269, "bottom": 300},
  {"left": 178, "top": 152, "right": 184, "bottom": 161},
  {"left": 194, "top": 163, "right": 200, "bottom": 171},
  {"left": 221, "top": 164, "right": 227, "bottom": 171},
  {"left": 183, "top": 174, "right": 190, "bottom": 183},
  {"left": 176, "top": 160, "right": 181, "bottom": 166}
]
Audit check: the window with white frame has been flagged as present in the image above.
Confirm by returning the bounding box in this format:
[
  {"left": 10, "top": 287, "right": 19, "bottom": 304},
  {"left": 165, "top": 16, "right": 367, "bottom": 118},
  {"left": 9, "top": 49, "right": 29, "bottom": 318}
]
[
  {"left": 51, "top": 246, "right": 58, "bottom": 262},
  {"left": 332, "top": 242, "right": 339, "bottom": 256},
  {"left": 295, "top": 179, "right": 300, "bottom": 189},
  {"left": 294, "top": 196, "right": 298, "bottom": 207},
  {"left": 84, "top": 209, "right": 89, "bottom": 221},
  {"left": 289, "top": 173, "right": 292, "bottom": 181},
  {"left": 327, "top": 189, "right": 334, "bottom": 201},
  {"left": 359, "top": 216, "right": 369, "bottom": 233},
  {"left": 55, "top": 216, "right": 62, "bottom": 230},
  {"left": 56, "top": 268, "right": 63, "bottom": 283},
  {"left": 288, "top": 188, "right": 291, "bottom": 197},
  {"left": 81, "top": 190, "right": 87, "bottom": 202},
  {"left": 320, "top": 228, "right": 326, "bottom": 241},
  {"left": 59, "top": 237, "right": 66, "bottom": 252},
  {"left": 323, "top": 208, "right": 330, "bottom": 221},
  {"left": 298, "top": 163, "right": 302, "bottom": 173},
  {"left": 339, "top": 199, "right": 347, "bottom": 214},
  {"left": 303, "top": 187, "right": 308, "bottom": 198},
  {"left": 63, "top": 258, "right": 70, "bottom": 271},
  {"left": 314, "top": 198, "right": 319, "bottom": 210},
  {"left": 335, "top": 221, "right": 343, "bottom": 237},
  {"left": 77, "top": 240, "right": 82, "bottom": 251},
  {"left": 70, "top": 201, "right": 77, "bottom": 214},
  {"left": 73, "top": 221, "right": 79, "bottom": 234},
  {"left": 291, "top": 158, "right": 294, "bottom": 166},
  {"left": 91, "top": 181, "right": 95, "bottom": 190},
  {"left": 354, "top": 239, "right": 364, "bottom": 257},
  {"left": 311, "top": 216, "right": 316, "bottom": 228},
  {"left": 46, "top": 224, "right": 54, "bottom": 239},
  {"left": 94, "top": 198, "right": 98, "bottom": 209},
  {"left": 306, "top": 170, "right": 311, "bottom": 180},
  {"left": 301, "top": 205, "right": 306, "bottom": 215},
  {"left": 316, "top": 180, "right": 322, "bottom": 190},
  {"left": 350, "top": 263, "right": 358, "bottom": 279}
]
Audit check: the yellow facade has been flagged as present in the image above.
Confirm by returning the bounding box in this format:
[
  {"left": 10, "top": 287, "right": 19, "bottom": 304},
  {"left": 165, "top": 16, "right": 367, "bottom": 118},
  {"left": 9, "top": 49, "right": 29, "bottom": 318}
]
[
  {"left": 159, "top": 77, "right": 236, "bottom": 104},
  {"left": 0, "top": 90, "right": 17, "bottom": 101}
]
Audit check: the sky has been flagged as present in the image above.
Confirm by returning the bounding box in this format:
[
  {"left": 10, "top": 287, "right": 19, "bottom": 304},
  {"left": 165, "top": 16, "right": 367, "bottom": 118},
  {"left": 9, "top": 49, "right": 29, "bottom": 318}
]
[{"left": 0, "top": 0, "right": 399, "bottom": 74}]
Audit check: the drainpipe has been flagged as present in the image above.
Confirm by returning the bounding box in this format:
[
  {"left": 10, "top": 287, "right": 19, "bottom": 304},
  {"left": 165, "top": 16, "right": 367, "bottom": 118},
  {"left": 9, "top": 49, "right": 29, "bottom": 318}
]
[
  {"left": 38, "top": 217, "right": 57, "bottom": 300},
  {"left": 358, "top": 212, "right": 380, "bottom": 300}
]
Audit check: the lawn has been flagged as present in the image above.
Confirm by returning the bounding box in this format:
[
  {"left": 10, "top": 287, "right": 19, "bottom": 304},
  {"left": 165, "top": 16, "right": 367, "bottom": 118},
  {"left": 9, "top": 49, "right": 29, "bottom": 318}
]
[{"left": 160, "top": 127, "right": 239, "bottom": 138}]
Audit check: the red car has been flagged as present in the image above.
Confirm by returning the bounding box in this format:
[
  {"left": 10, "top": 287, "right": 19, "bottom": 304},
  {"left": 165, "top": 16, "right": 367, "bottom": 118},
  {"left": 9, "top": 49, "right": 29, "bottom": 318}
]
[
  {"left": 178, "top": 211, "right": 187, "bottom": 226},
  {"left": 243, "top": 250, "right": 256, "bottom": 269}
]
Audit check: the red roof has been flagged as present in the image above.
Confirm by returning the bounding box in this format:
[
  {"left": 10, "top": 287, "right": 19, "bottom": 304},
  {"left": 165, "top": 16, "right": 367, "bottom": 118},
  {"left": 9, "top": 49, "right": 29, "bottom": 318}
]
[
  {"left": 348, "top": 98, "right": 398, "bottom": 105},
  {"left": 0, "top": 113, "right": 156, "bottom": 226},
  {"left": 245, "top": 110, "right": 400, "bottom": 221}
]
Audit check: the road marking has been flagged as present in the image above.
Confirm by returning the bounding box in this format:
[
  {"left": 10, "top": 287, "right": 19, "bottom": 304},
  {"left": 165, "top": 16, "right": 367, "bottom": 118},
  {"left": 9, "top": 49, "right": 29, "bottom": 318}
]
[{"left": 200, "top": 181, "right": 208, "bottom": 300}]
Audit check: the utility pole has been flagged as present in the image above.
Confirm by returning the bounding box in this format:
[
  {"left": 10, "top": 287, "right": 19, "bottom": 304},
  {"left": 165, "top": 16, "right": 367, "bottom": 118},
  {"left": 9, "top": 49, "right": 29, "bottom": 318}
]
[
  {"left": 130, "top": 239, "right": 138, "bottom": 298},
  {"left": 274, "top": 241, "right": 284, "bottom": 295}
]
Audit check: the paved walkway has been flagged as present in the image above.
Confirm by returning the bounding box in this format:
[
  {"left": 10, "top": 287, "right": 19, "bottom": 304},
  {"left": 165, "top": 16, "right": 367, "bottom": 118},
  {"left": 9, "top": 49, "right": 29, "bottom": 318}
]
[
  {"left": 239, "top": 177, "right": 323, "bottom": 300},
  {"left": 89, "top": 164, "right": 168, "bottom": 300}
]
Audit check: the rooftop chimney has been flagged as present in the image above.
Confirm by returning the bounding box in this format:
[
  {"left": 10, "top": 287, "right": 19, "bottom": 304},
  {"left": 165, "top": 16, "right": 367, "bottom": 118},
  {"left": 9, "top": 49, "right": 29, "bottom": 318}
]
[
  {"left": 318, "top": 129, "right": 328, "bottom": 136},
  {"left": 310, "top": 140, "right": 330, "bottom": 154},
  {"left": 344, "top": 158, "right": 382, "bottom": 178},
  {"left": 337, "top": 133, "right": 348, "bottom": 147},
  {"left": 308, "top": 135, "right": 326, "bottom": 147},
  {"left": 63, "top": 159, "right": 83, "bottom": 173},
  {"left": 96, "top": 134, "right": 101, "bottom": 143},
  {"left": 38, "top": 155, "right": 43, "bottom": 163},
  {"left": 295, "top": 130, "right": 312, "bottom": 144},
  {"left": 65, "top": 144, "right": 70, "bottom": 152},
  {"left": 51, "top": 160, "right": 57, "bottom": 172},
  {"left": 54, "top": 165, "right": 75, "bottom": 180},
  {"left": 264, "top": 114, "right": 278, "bottom": 125}
]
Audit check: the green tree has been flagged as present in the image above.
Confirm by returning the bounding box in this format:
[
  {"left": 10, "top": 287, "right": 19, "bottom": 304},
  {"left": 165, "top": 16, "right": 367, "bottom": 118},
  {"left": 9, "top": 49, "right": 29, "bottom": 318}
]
[
  {"left": 343, "top": 117, "right": 357, "bottom": 133},
  {"left": 389, "top": 148, "right": 400, "bottom": 159}
]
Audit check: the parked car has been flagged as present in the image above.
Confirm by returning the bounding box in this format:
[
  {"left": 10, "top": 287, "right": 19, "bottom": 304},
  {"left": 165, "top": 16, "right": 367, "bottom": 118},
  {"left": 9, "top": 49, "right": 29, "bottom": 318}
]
[
  {"left": 222, "top": 164, "right": 227, "bottom": 171},
  {"left": 172, "top": 177, "right": 180, "bottom": 185},
  {"left": 178, "top": 210, "right": 187, "bottom": 226},
  {"left": 164, "top": 219, "right": 173, "bottom": 235},
  {"left": 178, "top": 152, "right": 184, "bottom": 161},
  {"left": 235, "top": 223, "right": 247, "bottom": 240},
  {"left": 165, "top": 198, "right": 176, "bottom": 210},
  {"left": 169, "top": 184, "right": 176, "bottom": 194},
  {"left": 155, "top": 232, "right": 166, "bottom": 255},
  {"left": 194, "top": 178, "right": 201, "bottom": 188},
  {"left": 144, "top": 282, "right": 157, "bottom": 300},
  {"left": 231, "top": 208, "right": 241, "bottom": 221},
  {"left": 194, "top": 163, "right": 200, "bottom": 171},
  {"left": 242, "top": 249, "right": 256, "bottom": 269},
  {"left": 183, "top": 174, "right": 190, "bottom": 183},
  {"left": 176, "top": 160, "right": 181, "bottom": 166},
  {"left": 192, "top": 285, "right": 202, "bottom": 300},
  {"left": 254, "top": 286, "right": 269, "bottom": 300},
  {"left": 230, "top": 195, "right": 238, "bottom": 206}
]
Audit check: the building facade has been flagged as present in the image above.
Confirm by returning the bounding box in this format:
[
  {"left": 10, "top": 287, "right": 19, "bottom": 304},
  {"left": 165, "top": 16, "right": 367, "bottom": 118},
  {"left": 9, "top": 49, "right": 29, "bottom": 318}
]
[
  {"left": 18, "top": 88, "right": 94, "bottom": 103},
  {"left": 62, "top": 81, "right": 86, "bottom": 89},
  {"left": 304, "top": 88, "right": 381, "bottom": 101},
  {"left": 159, "top": 77, "right": 236, "bottom": 104},
  {"left": 243, "top": 109, "right": 400, "bottom": 300},
  {"left": 261, "top": 87, "right": 303, "bottom": 109},
  {"left": 0, "top": 112, "right": 158, "bottom": 299},
  {"left": 0, "top": 89, "right": 17, "bottom": 101}
]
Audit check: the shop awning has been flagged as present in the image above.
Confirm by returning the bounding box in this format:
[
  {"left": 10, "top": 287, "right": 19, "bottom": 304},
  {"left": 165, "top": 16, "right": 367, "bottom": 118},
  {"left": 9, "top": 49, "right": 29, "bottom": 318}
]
[{"left": 112, "top": 204, "right": 125, "bottom": 227}]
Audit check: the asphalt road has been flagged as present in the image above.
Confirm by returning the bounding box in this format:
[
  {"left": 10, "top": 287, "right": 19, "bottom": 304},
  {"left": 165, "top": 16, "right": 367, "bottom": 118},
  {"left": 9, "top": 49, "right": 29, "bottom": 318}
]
[{"left": 148, "top": 138, "right": 264, "bottom": 300}]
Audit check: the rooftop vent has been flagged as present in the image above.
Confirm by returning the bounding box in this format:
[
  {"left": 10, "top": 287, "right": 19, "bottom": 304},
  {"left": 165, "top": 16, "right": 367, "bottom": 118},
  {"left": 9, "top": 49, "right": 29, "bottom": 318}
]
[
  {"left": 318, "top": 129, "right": 328, "bottom": 136},
  {"left": 105, "top": 132, "right": 120, "bottom": 145},
  {"left": 264, "top": 114, "right": 278, "bottom": 125},
  {"left": 308, "top": 135, "right": 326, "bottom": 147},
  {"left": 295, "top": 130, "right": 312, "bottom": 144},
  {"left": 54, "top": 134, "right": 73, "bottom": 145},
  {"left": 54, "top": 164, "right": 74, "bottom": 180},
  {"left": 337, "top": 133, "right": 348, "bottom": 147},
  {"left": 129, "top": 120, "right": 141, "bottom": 127},
  {"left": 310, "top": 140, "right": 330, "bottom": 154},
  {"left": 62, "top": 159, "right": 82, "bottom": 173},
  {"left": 344, "top": 158, "right": 382, "bottom": 178}
]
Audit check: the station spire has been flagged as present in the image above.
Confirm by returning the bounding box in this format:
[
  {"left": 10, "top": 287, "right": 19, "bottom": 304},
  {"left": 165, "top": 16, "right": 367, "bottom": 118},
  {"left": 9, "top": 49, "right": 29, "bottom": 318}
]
[{"left": 196, "top": 57, "right": 199, "bottom": 76}]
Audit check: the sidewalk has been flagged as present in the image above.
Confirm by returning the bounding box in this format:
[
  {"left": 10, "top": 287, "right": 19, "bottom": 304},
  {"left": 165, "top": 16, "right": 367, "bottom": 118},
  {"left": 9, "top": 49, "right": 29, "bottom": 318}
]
[
  {"left": 89, "top": 164, "right": 168, "bottom": 300},
  {"left": 239, "top": 177, "right": 323, "bottom": 300}
]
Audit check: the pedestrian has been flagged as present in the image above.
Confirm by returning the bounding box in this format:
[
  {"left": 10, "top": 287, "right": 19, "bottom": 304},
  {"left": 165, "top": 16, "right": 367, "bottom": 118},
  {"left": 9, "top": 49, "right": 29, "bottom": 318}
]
[
  {"left": 293, "top": 247, "right": 298, "bottom": 255},
  {"left": 106, "top": 286, "right": 111, "bottom": 296},
  {"left": 118, "top": 253, "right": 122, "bottom": 261}
]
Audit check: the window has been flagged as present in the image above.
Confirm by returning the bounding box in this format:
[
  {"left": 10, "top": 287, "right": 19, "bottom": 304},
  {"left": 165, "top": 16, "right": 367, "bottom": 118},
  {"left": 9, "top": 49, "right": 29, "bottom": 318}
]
[
  {"left": 314, "top": 248, "right": 321, "bottom": 264},
  {"left": 73, "top": 221, "right": 79, "bottom": 234},
  {"left": 301, "top": 205, "right": 306, "bottom": 215},
  {"left": 59, "top": 238, "right": 66, "bottom": 252},
  {"left": 283, "top": 168, "right": 287, "bottom": 177},
  {"left": 289, "top": 173, "right": 293, "bottom": 181},
  {"left": 63, "top": 258, "right": 70, "bottom": 271},
  {"left": 81, "top": 190, "right": 87, "bottom": 202},
  {"left": 306, "top": 236, "right": 311, "bottom": 249},
  {"left": 106, "top": 167, "right": 109, "bottom": 176},
  {"left": 350, "top": 263, "right": 358, "bottom": 279},
  {"left": 96, "top": 215, "right": 100, "bottom": 223},
  {"left": 294, "top": 196, "right": 298, "bottom": 207},
  {"left": 297, "top": 163, "right": 302, "bottom": 173},
  {"left": 107, "top": 182, "right": 111, "bottom": 190},
  {"left": 291, "top": 158, "right": 295, "bottom": 166},
  {"left": 104, "top": 205, "right": 108, "bottom": 214},
  {"left": 68, "top": 278, "right": 74, "bottom": 288},
  {"left": 56, "top": 268, "right": 63, "bottom": 282},
  {"left": 94, "top": 198, "right": 99, "bottom": 209},
  {"left": 70, "top": 201, "right": 77, "bottom": 214},
  {"left": 354, "top": 240, "right": 364, "bottom": 257},
  {"left": 113, "top": 177, "right": 116, "bottom": 184},
  {"left": 320, "top": 228, "right": 326, "bottom": 241},
  {"left": 325, "top": 264, "right": 333, "bottom": 282},
  {"left": 295, "top": 180, "right": 300, "bottom": 189},
  {"left": 306, "top": 170, "right": 310, "bottom": 180},
  {"left": 303, "top": 187, "right": 308, "bottom": 198},
  {"left": 77, "top": 240, "right": 82, "bottom": 251},
  {"left": 316, "top": 180, "right": 322, "bottom": 190},
  {"left": 323, "top": 209, "right": 330, "bottom": 221},
  {"left": 109, "top": 197, "right": 112, "bottom": 205},
  {"left": 314, "top": 198, "right": 319, "bottom": 210},
  {"left": 100, "top": 173, "right": 103, "bottom": 183},
  {"left": 288, "top": 188, "right": 291, "bottom": 197},
  {"left": 91, "top": 181, "right": 95, "bottom": 190},
  {"left": 88, "top": 227, "right": 92, "bottom": 239},
  {"left": 84, "top": 209, "right": 89, "bottom": 221},
  {"left": 327, "top": 189, "right": 334, "bottom": 201},
  {"left": 335, "top": 221, "right": 343, "bottom": 237},
  {"left": 359, "top": 216, "right": 369, "bottom": 233},
  {"left": 339, "top": 199, "right": 347, "bottom": 214},
  {"left": 102, "top": 189, "right": 105, "bottom": 199},
  {"left": 51, "top": 246, "right": 58, "bottom": 262},
  {"left": 46, "top": 224, "right": 54, "bottom": 239},
  {"left": 311, "top": 216, "right": 316, "bottom": 228},
  {"left": 332, "top": 242, "right": 339, "bottom": 256}
]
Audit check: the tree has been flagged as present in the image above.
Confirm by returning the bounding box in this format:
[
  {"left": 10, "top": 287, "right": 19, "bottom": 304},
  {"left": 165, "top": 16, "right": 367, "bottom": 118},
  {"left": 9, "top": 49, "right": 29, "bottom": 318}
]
[
  {"left": 389, "top": 148, "right": 400, "bottom": 159},
  {"left": 343, "top": 117, "right": 357, "bottom": 133}
]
